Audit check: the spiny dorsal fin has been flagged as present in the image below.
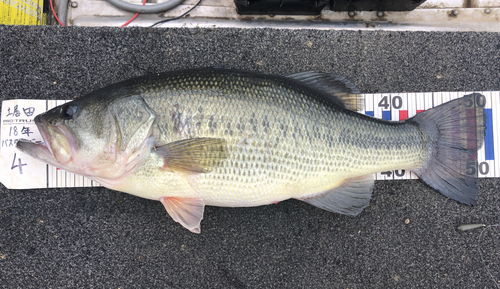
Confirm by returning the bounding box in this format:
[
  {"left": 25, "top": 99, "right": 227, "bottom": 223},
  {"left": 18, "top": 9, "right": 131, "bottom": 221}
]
[
  {"left": 156, "top": 138, "right": 227, "bottom": 173},
  {"left": 284, "top": 72, "right": 363, "bottom": 112}
]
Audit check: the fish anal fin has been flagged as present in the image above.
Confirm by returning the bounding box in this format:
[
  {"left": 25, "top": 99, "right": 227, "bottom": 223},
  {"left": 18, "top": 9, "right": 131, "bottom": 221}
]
[
  {"left": 298, "top": 174, "right": 374, "bottom": 216},
  {"left": 284, "top": 71, "right": 363, "bottom": 111},
  {"left": 155, "top": 138, "right": 227, "bottom": 173},
  {"left": 160, "top": 196, "right": 205, "bottom": 233}
]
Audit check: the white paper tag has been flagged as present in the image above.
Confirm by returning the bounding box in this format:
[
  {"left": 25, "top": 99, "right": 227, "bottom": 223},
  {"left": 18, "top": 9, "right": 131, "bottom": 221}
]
[
  {"left": 0, "top": 100, "right": 100, "bottom": 189},
  {"left": 0, "top": 92, "right": 498, "bottom": 189}
]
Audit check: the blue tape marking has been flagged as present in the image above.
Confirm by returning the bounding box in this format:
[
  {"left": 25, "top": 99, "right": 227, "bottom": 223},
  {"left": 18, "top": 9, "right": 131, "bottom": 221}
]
[
  {"left": 365, "top": 111, "right": 374, "bottom": 117},
  {"left": 382, "top": 111, "right": 391, "bottom": 120},
  {"left": 485, "top": 108, "right": 494, "bottom": 161}
]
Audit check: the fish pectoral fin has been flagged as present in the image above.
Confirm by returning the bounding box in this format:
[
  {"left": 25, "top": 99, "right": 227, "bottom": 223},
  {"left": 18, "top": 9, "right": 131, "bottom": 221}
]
[
  {"left": 283, "top": 71, "right": 363, "bottom": 112},
  {"left": 156, "top": 138, "right": 227, "bottom": 173},
  {"left": 298, "top": 174, "right": 374, "bottom": 216},
  {"left": 160, "top": 196, "right": 205, "bottom": 233}
]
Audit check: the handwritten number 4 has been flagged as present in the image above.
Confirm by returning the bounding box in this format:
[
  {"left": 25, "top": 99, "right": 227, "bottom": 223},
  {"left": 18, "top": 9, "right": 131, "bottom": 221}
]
[{"left": 11, "top": 153, "right": 27, "bottom": 174}]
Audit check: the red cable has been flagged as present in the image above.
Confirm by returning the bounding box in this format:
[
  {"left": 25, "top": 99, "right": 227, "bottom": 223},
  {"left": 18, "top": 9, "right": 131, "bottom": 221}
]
[
  {"left": 121, "top": 0, "right": 147, "bottom": 28},
  {"left": 49, "top": 0, "right": 65, "bottom": 26}
]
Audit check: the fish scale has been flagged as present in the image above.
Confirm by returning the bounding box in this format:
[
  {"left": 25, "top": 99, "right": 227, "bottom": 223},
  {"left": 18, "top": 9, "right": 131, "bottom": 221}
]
[
  {"left": 16, "top": 68, "right": 484, "bottom": 233},
  {"left": 107, "top": 69, "right": 429, "bottom": 206}
]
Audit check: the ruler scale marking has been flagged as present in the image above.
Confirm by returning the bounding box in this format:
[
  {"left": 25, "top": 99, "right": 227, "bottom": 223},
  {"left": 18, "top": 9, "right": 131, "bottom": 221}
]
[{"left": 1, "top": 93, "right": 498, "bottom": 189}]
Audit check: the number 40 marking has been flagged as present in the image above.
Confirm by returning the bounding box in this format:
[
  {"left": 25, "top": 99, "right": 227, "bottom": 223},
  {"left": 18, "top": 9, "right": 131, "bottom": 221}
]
[{"left": 378, "top": 95, "right": 403, "bottom": 110}]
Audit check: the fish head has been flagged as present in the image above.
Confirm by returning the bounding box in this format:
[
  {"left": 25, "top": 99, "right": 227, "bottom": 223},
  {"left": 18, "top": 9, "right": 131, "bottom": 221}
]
[{"left": 17, "top": 93, "right": 157, "bottom": 182}]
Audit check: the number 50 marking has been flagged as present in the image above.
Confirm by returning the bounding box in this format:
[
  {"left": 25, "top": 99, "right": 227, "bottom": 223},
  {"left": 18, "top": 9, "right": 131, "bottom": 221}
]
[
  {"left": 465, "top": 160, "right": 489, "bottom": 176},
  {"left": 463, "top": 93, "right": 486, "bottom": 108}
]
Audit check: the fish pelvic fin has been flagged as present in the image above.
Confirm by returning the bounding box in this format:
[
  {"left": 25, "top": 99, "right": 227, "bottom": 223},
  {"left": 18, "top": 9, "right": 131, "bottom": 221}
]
[
  {"left": 156, "top": 138, "right": 227, "bottom": 174},
  {"left": 298, "top": 174, "right": 374, "bottom": 216},
  {"left": 160, "top": 197, "right": 205, "bottom": 233},
  {"left": 408, "top": 93, "right": 486, "bottom": 206},
  {"left": 283, "top": 71, "right": 363, "bottom": 112}
]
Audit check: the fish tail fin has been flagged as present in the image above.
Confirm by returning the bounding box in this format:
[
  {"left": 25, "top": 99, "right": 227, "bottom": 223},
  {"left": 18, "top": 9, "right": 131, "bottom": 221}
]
[{"left": 408, "top": 93, "right": 486, "bottom": 206}]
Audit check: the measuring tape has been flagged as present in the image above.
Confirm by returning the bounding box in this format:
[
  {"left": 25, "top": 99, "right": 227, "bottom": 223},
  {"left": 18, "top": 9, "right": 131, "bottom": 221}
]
[{"left": 1, "top": 92, "right": 498, "bottom": 189}]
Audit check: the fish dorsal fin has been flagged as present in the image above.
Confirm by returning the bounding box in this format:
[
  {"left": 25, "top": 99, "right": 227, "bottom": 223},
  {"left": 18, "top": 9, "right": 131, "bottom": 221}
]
[
  {"left": 160, "top": 197, "right": 205, "bottom": 233},
  {"left": 156, "top": 138, "right": 227, "bottom": 173},
  {"left": 298, "top": 174, "right": 374, "bottom": 216},
  {"left": 284, "top": 72, "right": 363, "bottom": 111}
]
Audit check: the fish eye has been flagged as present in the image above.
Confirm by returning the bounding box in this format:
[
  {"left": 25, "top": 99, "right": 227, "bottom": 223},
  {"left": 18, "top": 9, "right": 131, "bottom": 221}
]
[{"left": 61, "top": 104, "right": 78, "bottom": 120}]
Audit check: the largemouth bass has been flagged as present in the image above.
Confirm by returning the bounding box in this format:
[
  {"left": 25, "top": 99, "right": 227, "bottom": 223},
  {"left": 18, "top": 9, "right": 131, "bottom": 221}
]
[{"left": 17, "top": 68, "right": 485, "bottom": 233}]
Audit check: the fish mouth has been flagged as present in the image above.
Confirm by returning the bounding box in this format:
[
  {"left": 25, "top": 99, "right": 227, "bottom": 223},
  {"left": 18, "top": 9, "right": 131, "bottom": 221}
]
[
  {"left": 16, "top": 115, "right": 73, "bottom": 167},
  {"left": 34, "top": 115, "right": 53, "bottom": 153},
  {"left": 16, "top": 137, "right": 56, "bottom": 165}
]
